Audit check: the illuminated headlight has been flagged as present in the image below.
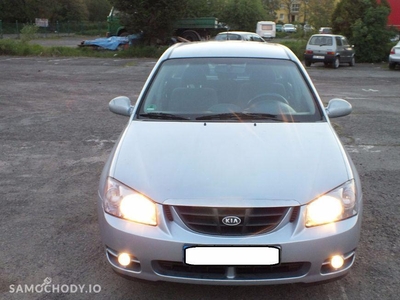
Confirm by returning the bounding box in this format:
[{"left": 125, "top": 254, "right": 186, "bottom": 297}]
[
  {"left": 103, "top": 177, "right": 157, "bottom": 226},
  {"left": 306, "top": 180, "right": 357, "bottom": 227}
]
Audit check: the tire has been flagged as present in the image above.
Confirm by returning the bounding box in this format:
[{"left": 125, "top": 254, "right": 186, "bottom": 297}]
[
  {"left": 305, "top": 60, "right": 311, "bottom": 67},
  {"left": 389, "top": 62, "right": 396, "bottom": 70},
  {"left": 333, "top": 57, "right": 340, "bottom": 69},
  {"left": 181, "top": 30, "right": 201, "bottom": 41},
  {"left": 118, "top": 30, "right": 128, "bottom": 37},
  {"left": 349, "top": 56, "right": 355, "bottom": 67}
]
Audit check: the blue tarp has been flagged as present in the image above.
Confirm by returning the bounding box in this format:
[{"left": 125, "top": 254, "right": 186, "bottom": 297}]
[
  {"left": 81, "top": 33, "right": 143, "bottom": 50},
  {"left": 82, "top": 36, "right": 128, "bottom": 50}
]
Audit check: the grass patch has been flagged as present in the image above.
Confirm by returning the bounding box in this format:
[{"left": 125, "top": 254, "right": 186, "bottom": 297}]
[
  {"left": 0, "top": 38, "right": 308, "bottom": 60},
  {"left": 0, "top": 39, "right": 168, "bottom": 58}
]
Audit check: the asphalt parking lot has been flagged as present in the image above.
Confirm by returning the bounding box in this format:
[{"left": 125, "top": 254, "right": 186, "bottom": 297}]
[{"left": 0, "top": 55, "right": 399, "bottom": 300}]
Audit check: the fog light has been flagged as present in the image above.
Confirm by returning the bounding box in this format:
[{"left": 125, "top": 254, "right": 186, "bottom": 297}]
[
  {"left": 331, "top": 255, "right": 344, "bottom": 269},
  {"left": 118, "top": 252, "right": 131, "bottom": 267}
]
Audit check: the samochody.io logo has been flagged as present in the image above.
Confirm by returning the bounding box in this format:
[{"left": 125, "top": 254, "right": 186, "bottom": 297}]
[{"left": 9, "top": 277, "right": 101, "bottom": 294}]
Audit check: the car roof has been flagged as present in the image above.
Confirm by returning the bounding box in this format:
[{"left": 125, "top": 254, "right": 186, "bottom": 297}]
[
  {"left": 310, "top": 34, "right": 344, "bottom": 38},
  {"left": 217, "top": 31, "right": 259, "bottom": 35},
  {"left": 162, "top": 41, "right": 295, "bottom": 60}
]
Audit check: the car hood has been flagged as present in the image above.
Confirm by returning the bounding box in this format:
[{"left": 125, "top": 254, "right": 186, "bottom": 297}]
[{"left": 110, "top": 121, "right": 351, "bottom": 206}]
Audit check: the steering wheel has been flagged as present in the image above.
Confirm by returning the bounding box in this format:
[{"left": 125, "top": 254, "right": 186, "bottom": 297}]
[{"left": 247, "top": 93, "right": 289, "bottom": 106}]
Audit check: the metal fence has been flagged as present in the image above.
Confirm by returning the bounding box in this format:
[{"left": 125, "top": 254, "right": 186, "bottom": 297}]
[{"left": 0, "top": 20, "right": 109, "bottom": 38}]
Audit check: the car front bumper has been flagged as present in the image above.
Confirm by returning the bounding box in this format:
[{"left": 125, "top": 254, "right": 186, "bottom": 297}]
[{"left": 98, "top": 195, "right": 362, "bottom": 285}]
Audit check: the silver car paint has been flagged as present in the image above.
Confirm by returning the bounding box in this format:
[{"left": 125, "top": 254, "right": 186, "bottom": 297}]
[
  {"left": 110, "top": 122, "right": 351, "bottom": 206},
  {"left": 98, "top": 41, "right": 362, "bottom": 285}
]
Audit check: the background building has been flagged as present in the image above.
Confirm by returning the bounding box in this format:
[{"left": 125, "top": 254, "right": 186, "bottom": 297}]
[{"left": 387, "top": 0, "right": 400, "bottom": 29}]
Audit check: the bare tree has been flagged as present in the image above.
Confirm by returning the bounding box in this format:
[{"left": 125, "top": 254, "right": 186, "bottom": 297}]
[{"left": 280, "top": 0, "right": 297, "bottom": 23}]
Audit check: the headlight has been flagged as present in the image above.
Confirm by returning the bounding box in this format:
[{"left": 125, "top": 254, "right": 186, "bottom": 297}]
[
  {"left": 306, "top": 180, "right": 357, "bottom": 227},
  {"left": 103, "top": 177, "right": 157, "bottom": 226}
]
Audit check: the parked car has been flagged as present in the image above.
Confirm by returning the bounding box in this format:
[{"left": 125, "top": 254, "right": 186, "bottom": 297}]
[
  {"left": 304, "top": 34, "right": 355, "bottom": 68},
  {"left": 319, "top": 27, "right": 332, "bottom": 34},
  {"left": 98, "top": 40, "right": 362, "bottom": 285},
  {"left": 282, "top": 23, "right": 296, "bottom": 33},
  {"left": 390, "top": 34, "right": 399, "bottom": 42},
  {"left": 389, "top": 41, "right": 400, "bottom": 69},
  {"left": 276, "top": 24, "right": 283, "bottom": 32},
  {"left": 303, "top": 24, "right": 314, "bottom": 32},
  {"left": 215, "top": 31, "right": 266, "bottom": 42}
]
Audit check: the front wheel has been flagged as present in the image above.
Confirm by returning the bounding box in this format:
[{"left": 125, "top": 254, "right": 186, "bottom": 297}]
[{"left": 349, "top": 56, "right": 355, "bottom": 67}]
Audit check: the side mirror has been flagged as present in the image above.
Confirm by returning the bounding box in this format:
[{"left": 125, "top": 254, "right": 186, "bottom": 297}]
[
  {"left": 325, "top": 98, "right": 352, "bottom": 118},
  {"left": 109, "top": 96, "right": 133, "bottom": 116}
]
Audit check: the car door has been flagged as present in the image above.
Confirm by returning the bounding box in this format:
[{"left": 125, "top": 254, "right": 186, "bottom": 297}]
[
  {"left": 334, "top": 36, "right": 346, "bottom": 62},
  {"left": 342, "top": 37, "right": 354, "bottom": 62},
  {"left": 337, "top": 37, "right": 353, "bottom": 62}
]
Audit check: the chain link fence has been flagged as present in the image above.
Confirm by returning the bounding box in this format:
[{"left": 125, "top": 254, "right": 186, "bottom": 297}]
[{"left": 0, "top": 20, "right": 109, "bottom": 39}]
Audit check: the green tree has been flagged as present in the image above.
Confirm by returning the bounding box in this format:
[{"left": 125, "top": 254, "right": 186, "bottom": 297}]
[
  {"left": 261, "top": 0, "right": 280, "bottom": 21},
  {"left": 84, "top": 0, "right": 112, "bottom": 22},
  {"left": 183, "top": 0, "right": 227, "bottom": 19},
  {"left": 307, "top": 0, "right": 336, "bottom": 29},
  {"left": 0, "top": 0, "right": 29, "bottom": 22},
  {"left": 332, "top": 0, "right": 391, "bottom": 62},
  {"left": 111, "top": 0, "right": 189, "bottom": 43},
  {"left": 50, "top": 0, "right": 89, "bottom": 22},
  {"left": 0, "top": 0, "right": 90, "bottom": 23},
  {"left": 220, "top": 0, "right": 266, "bottom": 31},
  {"left": 351, "top": 2, "right": 391, "bottom": 62},
  {"left": 331, "top": 0, "right": 368, "bottom": 39}
]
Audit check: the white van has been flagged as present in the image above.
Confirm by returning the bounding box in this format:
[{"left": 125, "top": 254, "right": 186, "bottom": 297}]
[{"left": 256, "top": 21, "right": 276, "bottom": 39}]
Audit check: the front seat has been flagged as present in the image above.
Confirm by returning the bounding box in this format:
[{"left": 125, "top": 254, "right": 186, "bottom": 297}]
[{"left": 168, "top": 65, "right": 218, "bottom": 112}]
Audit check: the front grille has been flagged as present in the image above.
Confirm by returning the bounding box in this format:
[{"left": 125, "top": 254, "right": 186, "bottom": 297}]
[
  {"left": 173, "top": 206, "right": 289, "bottom": 236},
  {"left": 153, "top": 261, "right": 310, "bottom": 280}
]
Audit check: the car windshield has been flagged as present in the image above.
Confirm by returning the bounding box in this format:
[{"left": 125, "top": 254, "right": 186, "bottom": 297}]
[{"left": 137, "top": 58, "right": 322, "bottom": 122}]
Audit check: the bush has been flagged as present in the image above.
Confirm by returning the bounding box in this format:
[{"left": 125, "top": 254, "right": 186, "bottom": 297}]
[
  {"left": 279, "top": 39, "right": 308, "bottom": 60},
  {"left": 20, "top": 25, "right": 39, "bottom": 43},
  {"left": 351, "top": 5, "right": 392, "bottom": 62}
]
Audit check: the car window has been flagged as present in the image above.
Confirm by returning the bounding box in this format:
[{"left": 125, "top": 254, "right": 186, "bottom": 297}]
[
  {"left": 215, "top": 34, "right": 241, "bottom": 40},
  {"left": 335, "top": 37, "right": 342, "bottom": 46},
  {"left": 309, "top": 36, "right": 333, "bottom": 46},
  {"left": 250, "top": 35, "right": 264, "bottom": 42},
  {"left": 137, "top": 58, "right": 322, "bottom": 122},
  {"left": 342, "top": 37, "right": 350, "bottom": 47}
]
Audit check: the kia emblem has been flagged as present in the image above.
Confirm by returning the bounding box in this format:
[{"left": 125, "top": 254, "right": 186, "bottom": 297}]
[{"left": 222, "top": 216, "right": 241, "bottom": 226}]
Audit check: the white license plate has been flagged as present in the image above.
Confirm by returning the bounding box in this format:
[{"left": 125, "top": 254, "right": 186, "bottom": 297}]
[
  {"left": 313, "top": 55, "right": 324, "bottom": 59},
  {"left": 184, "top": 246, "right": 280, "bottom": 266}
]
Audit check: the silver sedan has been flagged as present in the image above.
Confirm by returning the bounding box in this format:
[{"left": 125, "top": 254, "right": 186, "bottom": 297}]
[{"left": 98, "top": 41, "right": 363, "bottom": 285}]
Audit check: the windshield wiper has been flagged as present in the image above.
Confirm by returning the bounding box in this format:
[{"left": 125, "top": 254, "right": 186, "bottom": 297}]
[
  {"left": 196, "top": 112, "right": 281, "bottom": 121},
  {"left": 139, "top": 112, "right": 190, "bottom": 120}
]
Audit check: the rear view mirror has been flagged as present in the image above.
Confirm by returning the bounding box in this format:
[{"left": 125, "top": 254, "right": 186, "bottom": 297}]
[
  {"left": 109, "top": 96, "right": 133, "bottom": 116},
  {"left": 325, "top": 98, "right": 352, "bottom": 118}
]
